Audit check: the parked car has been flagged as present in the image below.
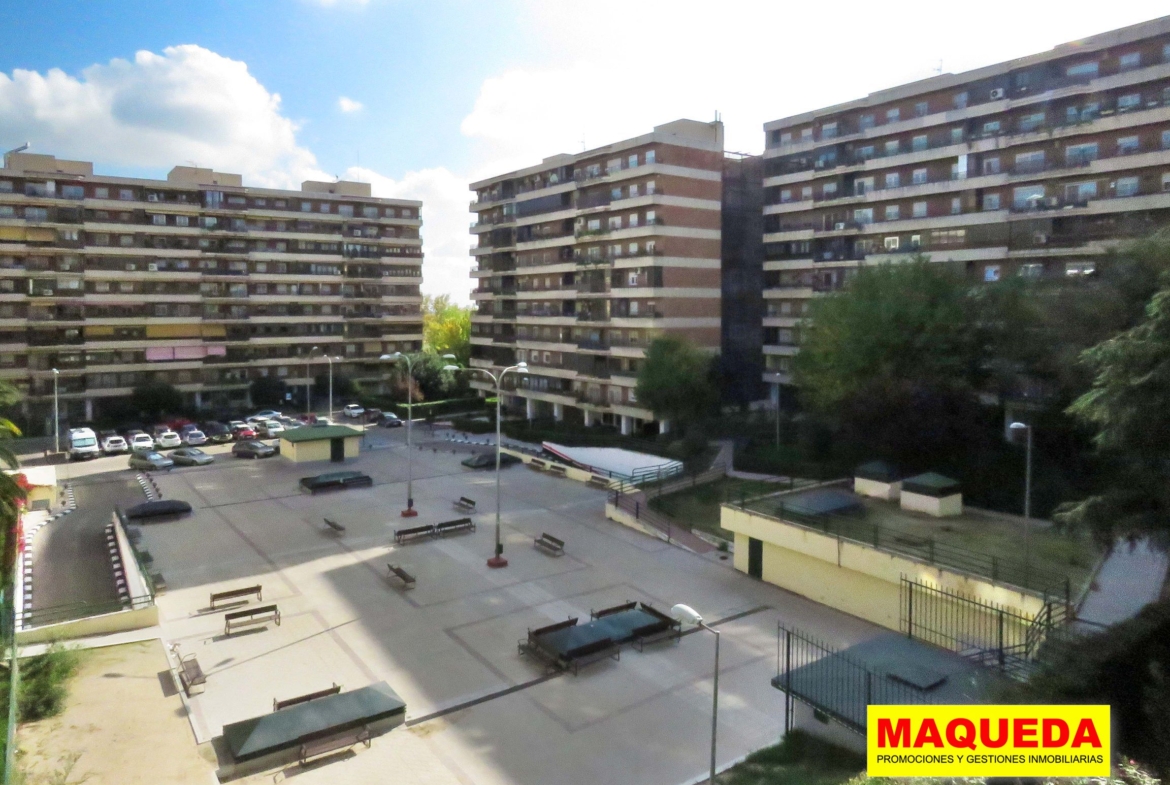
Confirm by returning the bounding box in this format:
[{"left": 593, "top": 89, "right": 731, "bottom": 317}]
[
  {"left": 152, "top": 424, "right": 173, "bottom": 437},
  {"left": 128, "top": 432, "right": 155, "bottom": 452},
  {"left": 155, "top": 430, "right": 182, "bottom": 450},
  {"left": 461, "top": 452, "right": 521, "bottom": 469},
  {"left": 170, "top": 447, "right": 214, "bottom": 466},
  {"left": 129, "top": 451, "right": 174, "bottom": 471},
  {"left": 276, "top": 416, "right": 301, "bottom": 429},
  {"left": 101, "top": 434, "right": 129, "bottom": 455},
  {"left": 67, "top": 428, "right": 101, "bottom": 461},
  {"left": 178, "top": 422, "right": 200, "bottom": 435},
  {"left": 342, "top": 404, "right": 365, "bottom": 418},
  {"left": 364, "top": 408, "right": 383, "bottom": 423},
  {"left": 182, "top": 429, "right": 208, "bottom": 446},
  {"left": 313, "top": 416, "right": 334, "bottom": 426},
  {"left": 231, "top": 424, "right": 257, "bottom": 440},
  {"left": 256, "top": 420, "right": 284, "bottom": 437},
  {"left": 232, "top": 440, "right": 276, "bottom": 459},
  {"left": 298, "top": 471, "right": 374, "bottom": 494},
  {"left": 203, "top": 421, "right": 233, "bottom": 443},
  {"left": 251, "top": 410, "right": 281, "bottom": 421},
  {"left": 124, "top": 499, "right": 192, "bottom": 520},
  {"left": 376, "top": 413, "right": 403, "bottom": 428}
]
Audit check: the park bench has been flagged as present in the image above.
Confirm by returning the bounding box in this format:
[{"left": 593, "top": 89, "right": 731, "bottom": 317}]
[
  {"left": 274, "top": 683, "right": 341, "bottom": 712},
  {"left": 587, "top": 475, "right": 610, "bottom": 490},
  {"left": 176, "top": 652, "right": 206, "bottom": 696},
  {"left": 534, "top": 533, "right": 565, "bottom": 556},
  {"left": 386, "top": 563, "right": 416, "bottom": 589},
  {"left": 528, "top": 458, "right": 547, "bottom": 471},
  {"left": 435, "top": 517, "right": 475, "bottom": 537},
  {"left": 394, "top": 524, "right": 435, "bottom": 544},
  {"left": 210, "top": 584, "right": 262, "bottom": 610},
  {"left": 453, "top": 496, "right": 476, "bottom": 513},
  {"left": 518, "top": 617, "right": 578, "bottom": 671},
  {"left": 298, "top": 725, "right": 371, "bottom": 765},
  {"left": 224, "top": 604, "right": 281, "bottom": 636},
  {"left": 562, "top": 637, "right": 620, "bottom": 675},
  {"left": 547, "top": 464, "right": 567, "bottom": 477},
  {"left": 323, "top": 517, "right": 346, "bottom": 533}
]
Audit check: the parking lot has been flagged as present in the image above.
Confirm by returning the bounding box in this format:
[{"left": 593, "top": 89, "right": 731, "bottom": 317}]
[{"left": 120, "top": 429, "right": 885, "bottom": 785}]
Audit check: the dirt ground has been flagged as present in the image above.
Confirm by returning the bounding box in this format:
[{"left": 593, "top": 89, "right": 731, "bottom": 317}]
[{"left": 17, "top": 639, "right": 216, "bottom": 784}]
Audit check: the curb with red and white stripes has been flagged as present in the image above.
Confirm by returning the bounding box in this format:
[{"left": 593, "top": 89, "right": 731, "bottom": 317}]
[
  {"left": 21, "top": 484, "right": 76, "bottom": 621},
  {"left": 135, "top": 472, "right": 161, "bottom": 500}
]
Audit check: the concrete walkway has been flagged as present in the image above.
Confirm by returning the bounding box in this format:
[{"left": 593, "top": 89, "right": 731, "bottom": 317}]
[{"left": 1077, "top": 538, "right": 1169, "bottom": 627}]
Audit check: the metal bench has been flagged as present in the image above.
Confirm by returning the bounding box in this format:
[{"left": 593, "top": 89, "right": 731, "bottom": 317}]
[
  {"left": 387, "top": 563, "right": 416, "bottom": 589},
  {"left": 224, "top": 604, "right": 281, "bottom": 635},
  {"left": 274, "top": 683, "right": 341, "bottom": 712},
  {"left": 394, "top": 524, "right": 435, "bottom": 544},
  {"left": 298, "top": 725, "right": 371, "bottom": 765},
  {"left": 434, "top": 517, "right": 475, "bottom": 537},
  {"left": 534, "top": 533, "right": 564, "bottom": 556},
  {"left": 323, "top": 517, "right": 346, "bottom": 533},
  {"left": 528, "top": 458, "right": 547, "bottom": 471},
  {"left": 176, "top": 652, "right": 206, "bottom": 696},
  {"left": 453, "top": 496, "right": 476, "bottom": 513},
  {"left": 587, "top": 475, "right": 611, "bottom": 489},
  {"left": 547, "top": 464, "right": 567, "bottom": 477},
  {"left": 210, "top": 584, "right": 262, "bottom": 610}
]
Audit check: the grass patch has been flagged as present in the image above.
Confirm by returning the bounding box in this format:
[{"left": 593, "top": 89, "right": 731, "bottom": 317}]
[
  {"left": 718, "top": 730, "right": 865, "bottom": 785},
  {"left": 648, "top": 477, "right": 783, "bottom": 538}
]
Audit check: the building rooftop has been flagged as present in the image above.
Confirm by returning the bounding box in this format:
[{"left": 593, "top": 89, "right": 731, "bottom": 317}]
[{"left": 278, "top": 425, "right": 363, "bottom": 443}]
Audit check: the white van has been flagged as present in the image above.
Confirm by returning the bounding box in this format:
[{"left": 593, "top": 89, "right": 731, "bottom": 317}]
[{"left": 68, "top": 427, "right": 101, "bottom": 461}]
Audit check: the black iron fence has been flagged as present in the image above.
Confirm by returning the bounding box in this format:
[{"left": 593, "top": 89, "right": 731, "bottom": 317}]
[{"left": 18, "top": 594, "right": 154, "bottom": 630}]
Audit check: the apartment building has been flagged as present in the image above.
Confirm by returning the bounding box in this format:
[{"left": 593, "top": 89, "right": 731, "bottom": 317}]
[
  {"left": 0, "top": 152, "right": 423, "bottom": 426},
  {"left": 469, "top": 119, "right": 725, "bottom": 435},
  {"left": 760, "top": 16, "right": 1170, "bottom": 404}
]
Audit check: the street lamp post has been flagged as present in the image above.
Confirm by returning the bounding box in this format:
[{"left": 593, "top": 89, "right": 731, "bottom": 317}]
[
  {"left": 381, "top": 353, "right": 418, "bottom": 516},
  {"left": 671, "top": 603, "right": 719, "bottom": 785},
  {"left": 1009, "top": 421, "right": 1033, "bottom": 568},
  {"left": 51, "top": 368, "right": 60, "bottom": 454},
  {"left": 445, "top": 361, "right": 527, "bottom": 568},
  {"left": 307, "top": 346, "right": 323, "bottom": 417}
]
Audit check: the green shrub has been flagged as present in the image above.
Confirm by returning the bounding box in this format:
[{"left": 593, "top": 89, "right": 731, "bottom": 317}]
[{"left": 18, "top": 644, "right": 79, "bottom": 722}]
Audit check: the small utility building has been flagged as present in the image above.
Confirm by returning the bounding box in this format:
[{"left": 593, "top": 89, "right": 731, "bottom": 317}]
[
  {"left": 853, "top": 461, "right": 901, "bottom": 501},
  {"left": 899, "top": 472, "right": 962, "bottom": 517},
  {"left": 279, "top": 425, "right": 362, "bottom": 464}
]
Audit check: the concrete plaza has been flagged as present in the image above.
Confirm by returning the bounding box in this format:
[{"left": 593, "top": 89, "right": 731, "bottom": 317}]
[{"left": 135, "top": 430, "right": 884, "bottom": 785}]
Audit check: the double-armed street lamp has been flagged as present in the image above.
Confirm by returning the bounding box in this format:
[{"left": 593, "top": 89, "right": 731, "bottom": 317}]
[
  {"left": 310, "top": 347, "right": 337, "bottom": 422},
  {"left": 444, "top": 361, "right": 527, "bottom": 567},
  {"left": 381, "top": 352, "right": 457, "bottom": 517}
]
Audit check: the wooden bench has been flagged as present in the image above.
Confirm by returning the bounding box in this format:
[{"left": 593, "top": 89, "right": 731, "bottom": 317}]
[
  {"left": 534, "top": 533, "right": 565, "bottom": 556},
  {"left": 587, "top": 475, "right": 611, "bottom": 490},
  {"left": 176, "top": 653, "right": 206, "bottom": 696},
  {"left": 210, "top": 584, "right": 262, "bottom": 610},
  {"left": 298, "top": 725, "right": 371, "bottom": 765},
  {"left": 453, "top": 496, "right": 476, "bottom": 513},
  {"left": 387, "top": 563, "right": 416, "bottom": 589},
  {"left": 274, "top": 683, "right": 341, "bottom": 712},
  {"left": 394, "top": 524, "right": 435, "bottom": 544},
  {"left": 434, "top": 517, "right": 475, "bottom": 537},
  {"left": 224, "top": 604, "right": 281, "bottom": 635},
  {"left": 323, "top": 517, "right": 346, "bottom": 533}
]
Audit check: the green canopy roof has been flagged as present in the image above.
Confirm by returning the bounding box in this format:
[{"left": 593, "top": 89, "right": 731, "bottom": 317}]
[
  {"left": 902, "top": 472, "right": 961, "bottom": 498},
  {"left": 278, "top": 425, "right": 363, "bottom": 443}
]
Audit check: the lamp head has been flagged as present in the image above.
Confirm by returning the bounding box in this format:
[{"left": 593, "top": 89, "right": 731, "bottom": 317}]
[
  {"left": 516, "top": 362, "right": 528, "bottom": 373},
  {"left": 671, "top": 603, "right": 703, "bottom": 626},
  {"left": 442, "top": 365, "right": 461, "bottom": 372},
  {"left": 441, "top": 354, "right": 457, "bottom": 360},
  {"left": 1009, "top": 421, "right": 1029, "bottom": 432},
  {"left": 51, "top": 368, "right": 59, "bottom": 375}
]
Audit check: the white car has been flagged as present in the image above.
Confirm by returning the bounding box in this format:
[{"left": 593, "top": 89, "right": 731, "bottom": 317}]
[
  {"left": 129, "top": 433, "right": 155, "bottom": 452},
  {"left": 155, "top": 430, "right": 182, "bottom": 450},
  {"left": 101, "top": 435, "right": 129, "bottom": 455},
  {"left": 182, "top": 429, "right": 208, "bottom": 446},
  {"left": 251, "top": 410, "right": 281, "bottom": 421},
  {"left": 342, "top": 404, "right": 365, "bottom": 418},
  {"left": 257, "top": 420, "right": 284, "bottom": 437}
]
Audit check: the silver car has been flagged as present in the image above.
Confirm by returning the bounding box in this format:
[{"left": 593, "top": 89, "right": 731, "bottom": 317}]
[{"left": 170, "top": 447, "right": 214, "bottom": 466}]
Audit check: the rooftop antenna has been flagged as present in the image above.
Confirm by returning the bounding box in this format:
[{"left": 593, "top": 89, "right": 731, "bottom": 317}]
[
  {"left": 934, "top": 59, "right": 944, "bottom": 75},
  {"left": 5, "top": 142, "right": 29, "bottom": 156}
]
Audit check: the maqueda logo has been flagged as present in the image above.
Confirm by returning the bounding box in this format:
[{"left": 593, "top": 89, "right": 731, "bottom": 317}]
[{"left": 866, "top": 704, "right": 1110, "bottom": 777}]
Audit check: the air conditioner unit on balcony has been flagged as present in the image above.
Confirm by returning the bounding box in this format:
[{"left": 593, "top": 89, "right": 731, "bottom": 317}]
[
  {"left": 884, "top": 236, "right": 900, "bottom": 251},
  {"left": 834, "top": 222, "right": 846, "bottom": 230},
  {"left": 147, "top": 263, "right": 158, "bottom": 272},
  {"left": 990, "top": 88, "right": 1005, "bottom": 100}
]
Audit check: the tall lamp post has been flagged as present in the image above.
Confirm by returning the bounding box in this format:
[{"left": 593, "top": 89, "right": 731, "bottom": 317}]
[
  {"left": 306, "top": 346, "right": 323, "bottom": 417},
  {"left": 382, "top": 352, "right": 456, "bottom": 517},
  {"left": 1009, "top": 421, "right": 1033, "bottom": 568},
  {"left": 671, "top": 603, "right": 719, "bottom": 785},
  {"left": 445, "top": 361, "right": 527, "bottom": 568},
  {"left": 51, "top": 368, "right": 60, "bottom": 454},
  {"left": 312, "top": 349, "right": 335, "bottom": 422}
]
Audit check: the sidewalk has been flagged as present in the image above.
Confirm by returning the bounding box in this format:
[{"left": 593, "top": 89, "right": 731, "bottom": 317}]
[{"left": 1077, "top": 538, "right": 1169, "bottom": 627}]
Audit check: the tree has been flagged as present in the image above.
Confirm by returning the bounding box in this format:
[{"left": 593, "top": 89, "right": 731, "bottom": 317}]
[
  {"left": 635, "top": 336, "right": 718, "bottom": 427},
  {"left": 422, "top": 294, "right": 472, "bottom": 366},
  {"left": 313, "top": 372, "right": 356, "bottom": 403},
  {"left": 249, "top": 376, "right": 286, "bottom": 409},
  {"left": 130, "top": 380, "right": 183, "bottom": 422}
]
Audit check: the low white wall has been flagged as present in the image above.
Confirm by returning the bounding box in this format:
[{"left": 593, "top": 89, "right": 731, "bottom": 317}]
[
  {"left": 112, "top": 511, "right": 152, "bottom": 599},
  {"left": 854, "top": 477, "right": 900, "bottom": 501},
  {"left": 900, "top": 491, "right": 962, "bottom": 517},
  {"left": 16, "top": 605, "right": 159, "bottom": 645}
]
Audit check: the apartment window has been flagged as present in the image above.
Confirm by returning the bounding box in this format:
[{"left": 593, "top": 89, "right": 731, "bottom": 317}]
[
  {"left": 319, "top": 203, "right": 331, "bottom": 213},
  {"left": 823, "top": 182, "right": 838, "bottom": 198},
  {"left": 1119, "top": 52, "right": 1141, "bottom": 71},
  {"left": 799, "top": 128, "right": 813, "bottom": 142},
  {"left": 884, "top": 140, "right": 900, "bottom": 156},
  {"left": 338, "top": 204, "right": 354, "bottom": 217},
  {"left": 628, "top": 242, "right": 639, "bottom": 255},
  {"left": 60, "top": 184, "right": 84, "bottom": 200},
  {"left": 983, "top": 193, "right": 1001, "bottom": 211},
  {"left": 884, "top": 205, "right": 900, "bottom": 221},
  {"left": 94, "top": 187, "right": 109, "bottom": 199},
  {"left": 628, "top": 213, "right": 639, "bottom": 228},
  {"left": 275, "top": 199, "right": 286, "bottom": 209},
  {"left": 646, "top": 180, "right": 656, "bottom": 195},
  {"left": 884, "top": 237, "right": 900, "bottom": 251},
  {"left": 857, "top": 145, "right": 875, "bottom": 161},
  {"left": 950, "top": 197, "right": 962, "bottom": 215},
  {"left": 1066, "top": 261, "right": 1097, "bottom": 277},
  {"left": 914, "top": 101, "right": 929, "bottom": 117},
  {"left": 907, "top": 169, "right": 926, "bottom": 187},
  {"left": 93, "top": 233, "right": 110, "bottom": 246},
  {"left": 912, "top": 201, "right": 927, "bottom": 218},
  {"left": 780, "top": 189, "right": 793, "bottom": 203},
  {"left": 1066, "top": 61, "right": 1099, "bottom": 78},
  {"left": 950, "top": 127, "right": 964, "bottom": 144},
  {"left": 911, "top": 135, "right": 928, "bottom": 152},
  {"left": 1163, "top": 173, "right": 1170, "bottom": 192},
  {"left": 0, "top": 207, "right": 12, "bottom": 218},
  {"left": 175, "top": 215, "right": 189, "bottom": 227},
  {"left": 854, "top": 208, "right": 874, "bottom": 225},
  {"left": 1116, "top": 176, "right": 1140, "bottom": 197},
  {"left": 608, "top": 216, "right": 622, "bottom": 230},
  {"left": 1013, "top": 184, "right": 1046, "bottom": 209},
  {"left": 1163, "top": 130, "right": 1170, "bottom": 149},
  {"left": 983, "top": 265, "right": 1001, "bottom": 282},
  {"left": 884, "top": 172, "right": 900, "bottom": 189},
  {"left": 856, "top": 177, "right": 874, "bottom": 195},
  {"left": 800, "top": 186, "right": 813, "bottom": 200},
  {"left": 24, "top": 207, "right": 48, "bottom": 221},
  {"left": 859, "top": 114, "right": 875, "bottom": 130},
  {"left": 586, "top": 219, "right": 601, "bottom": 232},
  {"left": 933, "top": 228, "right": 966, "bottom": 246},
  {"left": 152, "top": 214, "right": 166, "bottom": 226},
  {"left": 628, "top": 154, "right": 638, "bottom": 168},
  {"left": 821, "top": 122, "right": 838, "bottom": 139},
  {"left": 982, "top": 121, "right": 1001, "bottom": 136},
  {"left": 607, "top": 158, "right": 622, "bottom": 174},
  {"left": 1014, "top": 150, "right": 1046, "bottom": 173},
  {"left": 982, "top": 157, "right": 1001, "bottom": 176},
  {"left": 1068, "top": 181, "right": 1098, "bottom": 202},
  {"left": 628, "top": 183, "right": 639, "bottom": 198},
  {"left": 1117, "top": 135, "right": 1140, "bottom": 154},
  {"left": 1165, "top": 43, "right": 1170, "bottom": 62},
  {"left": 0, "top": 181, "right": 10, "bottom": 193},
  {"left": 1066, "top": 142, "right": 1098, "bottom": 165},
  {"left": 301, "top": 202, "right": 312, "bottom": 212},
  {"left": 610, "top": 187, "right": 623, "bottom": 201},
  {"left": 1117, "top": 93, "right": 1142, "bottom": 111},
  {"left": 777, "top": 131, "right": 792, "bottom": 146},
  {"left": 886, "top": 108, "right": 900, "bottom": 123},
  {"left": 119, "top": 189, "right": 134, "bottom": 201},
  {"left": 953, "top": 92, "right": 968, "bottom": 109},
  {"left": 645, "top": 150, "right": 656, "bottom": 164},
  {"left": 1018, "top": 112, "right": 1045, "bottom": 132},
  {"left": 645, "top": 210, "right": 656, "bottom": 224}
]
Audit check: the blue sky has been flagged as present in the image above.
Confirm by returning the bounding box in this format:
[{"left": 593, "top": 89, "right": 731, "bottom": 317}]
[{"left": 2, "top": 1, "right": 1168, "bottom": 301}]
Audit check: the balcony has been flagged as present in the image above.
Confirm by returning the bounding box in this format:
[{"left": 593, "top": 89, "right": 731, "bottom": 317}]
[
  {"left": 576, "top": 311, "right": 609, "bottom": 323},
  {"left": 577, "top": 338, "right": 609, "bottom": 351}
]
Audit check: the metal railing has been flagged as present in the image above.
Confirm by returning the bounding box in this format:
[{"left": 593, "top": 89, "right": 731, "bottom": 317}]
[{"left": 18, "top": 594, "right": 153, "bottom": 630}]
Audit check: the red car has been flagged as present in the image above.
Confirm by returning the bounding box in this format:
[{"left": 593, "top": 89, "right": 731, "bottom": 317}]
[{"left": 231, "top": 424, "right": 257, "bottom": 440}]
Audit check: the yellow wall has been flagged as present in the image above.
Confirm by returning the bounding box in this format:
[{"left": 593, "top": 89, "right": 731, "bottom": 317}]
[
  {"left": 605, "top": 501, "right": 669, "bottom": 542},
  {"left": 723, "top": 505, "right": 1044, "bottom": 636},
  {"left": 281, "top": 436, "right": 360, "bottom": 463},
  {"left": 25, "top": 484, "right": 58, "bottom": 509},
  {"left": 17, "top": 605, "right": 159, "bottom": 645}
]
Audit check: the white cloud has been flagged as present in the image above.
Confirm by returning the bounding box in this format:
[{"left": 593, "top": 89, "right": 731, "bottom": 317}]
[
  {"left": 0, "top": 45, "right": 328, "bottom": 188},
  {"left": 337, "top": 96, "right": 363, "bottom": 113}
]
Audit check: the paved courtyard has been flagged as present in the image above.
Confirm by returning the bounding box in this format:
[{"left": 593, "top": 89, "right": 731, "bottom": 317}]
[{"left": 130, "top": 431, "right": 885, "bottom": 785}]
